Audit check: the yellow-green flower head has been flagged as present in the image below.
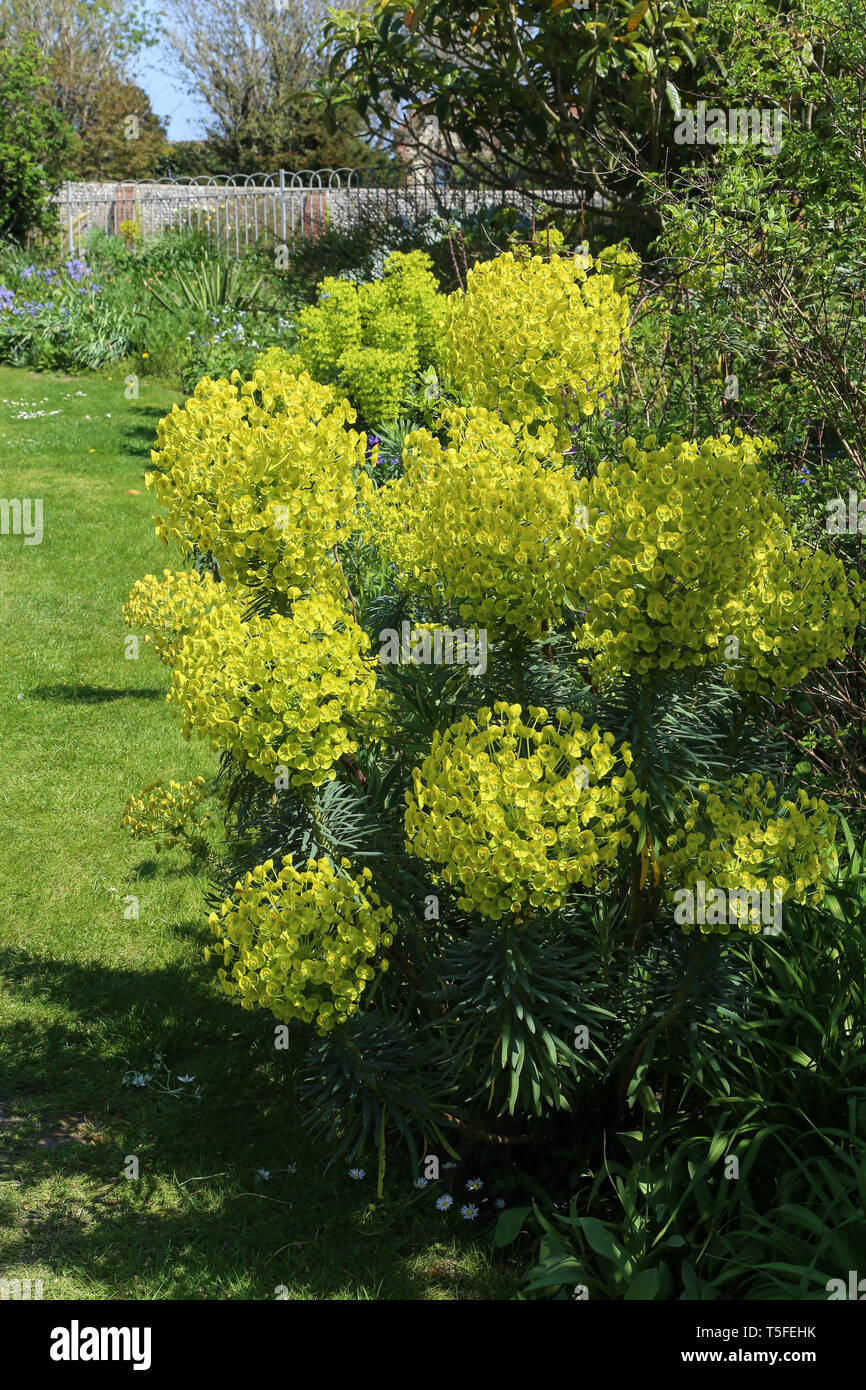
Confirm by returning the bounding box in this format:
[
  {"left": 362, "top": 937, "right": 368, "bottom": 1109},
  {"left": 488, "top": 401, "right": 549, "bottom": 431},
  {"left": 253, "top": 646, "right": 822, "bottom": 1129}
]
[
  {"left": 146, "top": 368, "right": 369, "bottom": 598},
  {"left": 253, "top": 345, "right": 306, "bottom": 377},
  {"left": 568, "top": 433, "right": 860, "bottom": 691},
  {"left": 208, "top": 856, "right": 395, "bottom": 1033},
  {"left": 121, "top": 777, "right": 212, "bottom": 851},
  {"left": 593, "top": 242, "right": 642, "bottom": 297},
  {"left": 658, "top": 773, "right": 838, "bottom": 933},
  {"left": 404, "top": 703, "right": 642, "bottom": 919},
  {"left": 338, "top": 344, "right": 418, "bottom": 426},
  {"left": 380, "top": 249, "right": 448, "bottom": 368},
  {"left": 123, "top": 568, "right": 227, "bottom": 666},
  {"left": 290, "top": 249, "right": 446, "bottom": 421},
  {"left": 367, "top": 406, "right": 581, "bottom": 638},
  {"left": 444, "top": 250, "right": 629, "bottom": 442},
  {"left": 168, "top": 592, "right": 388, "bottom": 787},
  {"left": 730, "top": 538, "right": 862, "bottom": 697}
]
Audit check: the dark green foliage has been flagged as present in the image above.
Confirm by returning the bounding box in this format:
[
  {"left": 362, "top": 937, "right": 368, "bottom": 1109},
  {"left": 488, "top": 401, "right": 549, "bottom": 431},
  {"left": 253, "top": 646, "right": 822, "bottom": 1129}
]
[
  {"left": 495, "top": 859, "right": 866, "bottom": 1298},
  {"left": 0, "top": 31, "right": 75, "bottom": 242}
]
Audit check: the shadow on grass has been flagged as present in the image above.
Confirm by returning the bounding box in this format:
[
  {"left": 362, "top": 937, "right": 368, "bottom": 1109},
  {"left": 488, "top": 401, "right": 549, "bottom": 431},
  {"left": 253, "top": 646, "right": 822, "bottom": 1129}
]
[
  {"left": 129, "top": 859, "right": 213, "bottom": 889},
  {"left": 0, "top": 1156, "right": 501, "bottom": 1300},
  {"left": 0, "top": 945, "right": 513, "bottom": 1300},
  {"left": 29, "top": 684, "right": 165, "bottom": 703},
  {"left": 119, "top": 402, "right": 179, "bottom": 457}
]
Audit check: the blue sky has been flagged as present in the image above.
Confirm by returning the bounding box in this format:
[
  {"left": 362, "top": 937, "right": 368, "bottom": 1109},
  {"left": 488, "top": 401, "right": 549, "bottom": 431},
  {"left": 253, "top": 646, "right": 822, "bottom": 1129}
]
[{"left": 134, "top": 6, "right": 209, "bottom": 140}]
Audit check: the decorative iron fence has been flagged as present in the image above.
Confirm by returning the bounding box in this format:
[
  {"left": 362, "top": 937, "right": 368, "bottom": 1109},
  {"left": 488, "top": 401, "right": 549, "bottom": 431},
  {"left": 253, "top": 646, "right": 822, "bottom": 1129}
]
[{"left": 53, "top": 168, "right": 616, "bottom": 257}]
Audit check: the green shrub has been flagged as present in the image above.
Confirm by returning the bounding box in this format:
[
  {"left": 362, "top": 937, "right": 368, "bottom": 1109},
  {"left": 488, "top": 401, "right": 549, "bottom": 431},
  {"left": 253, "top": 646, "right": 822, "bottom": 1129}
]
[
  {"left": 0, "top": 33, "right": 75, "bottom": 243},
  {"left": 125, "top": 245, "right": 862, "bottom": 1201},
  {"left": 286, "top": 248, "right": 445, "bottom": 426}
]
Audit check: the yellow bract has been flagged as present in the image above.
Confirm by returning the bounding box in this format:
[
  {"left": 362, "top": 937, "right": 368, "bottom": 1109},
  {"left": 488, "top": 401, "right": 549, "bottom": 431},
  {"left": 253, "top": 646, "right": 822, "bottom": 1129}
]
[
  {"left": 287, "top": 249, "right": 446, "bottom": 422},
  {"left": 404, "top": 702, "right": 643, "bottom": 919},
  {"left": 146, "top": 367, "right": 368, "bottom": 598},
  {"left": 658, "top": 775, "right": 838, "bottom": 930},
  {"left": 569, "top": 433, "right": 861, "bottom": 692},
  {"left": 209, "top": 857, "right": 394, "bottom": 1033},
  {"left": 121, "top": 777, "right": 213, "bottom": 853},
  {"left": 444, "top": 249, "right": 629, "bottom": 443},
  {"left": 168, "top": 591, "right": 387, "bottom": 788},
  {"left": 367, "top": 406, "right": 581, "bottom": 637},
  {"left": 123, "top": 568, "right": 227, "bottom": 665}
]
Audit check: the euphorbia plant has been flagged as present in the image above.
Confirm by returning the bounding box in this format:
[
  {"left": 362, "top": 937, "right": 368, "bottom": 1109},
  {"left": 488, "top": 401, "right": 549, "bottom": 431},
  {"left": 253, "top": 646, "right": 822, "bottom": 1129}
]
[{"left": 123, "top": 243, "right": 861, "bottom": 1176}]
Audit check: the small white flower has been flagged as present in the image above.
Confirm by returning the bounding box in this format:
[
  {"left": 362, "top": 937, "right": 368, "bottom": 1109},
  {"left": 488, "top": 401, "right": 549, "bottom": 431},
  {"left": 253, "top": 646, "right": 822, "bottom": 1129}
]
[
  {"left": 348, "top": 1167, "right": 365, "bottom": 1180},
  {"left": 436, "top": 1195, "right": 453, "bottom": 1211},
  {"left": 413, "top": 1177, "right": 428, "bottom": 1189},
  {"left": 442, "top": 1162, "right": 457, "bottom": 1170},
  {"left": 460, "top": 1204, "right": 479, "bottom": 1220},
  {"left": 465, "top": 1177, "right": 484, "bottom": 1192},
  {"left": 286, "top": 1163, "right": 297, "bottom": 1175},
  {"left": 177, "top": 1074, "right": 195, "bottom": 1083},
  {"left": 255, "top": 1167, "right": 270, "bottom": 1181},
  {"left": 494, "top": 1198, "right": 506, "bottom": 1209}
]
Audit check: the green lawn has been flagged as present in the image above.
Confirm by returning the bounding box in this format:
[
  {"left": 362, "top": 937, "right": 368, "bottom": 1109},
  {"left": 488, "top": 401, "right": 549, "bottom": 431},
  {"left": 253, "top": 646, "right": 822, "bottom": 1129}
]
[{"left": 0, "top": 365, "right": 517, "bottom": 1301}]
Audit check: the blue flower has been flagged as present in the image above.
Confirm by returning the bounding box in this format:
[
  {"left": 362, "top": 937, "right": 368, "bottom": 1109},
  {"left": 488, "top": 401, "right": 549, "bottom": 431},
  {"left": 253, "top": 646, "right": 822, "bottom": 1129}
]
[
  {"left": 436, "top": 1195, "right": 453, "bottom": 1211},
  {"left": 348, "top": 1167, "right": 365, "bottom": 1180},
  {"left": 64, "top": 258, "right": 92, "bottom": 283},
  {"left": 460, "top": 1204, "right": 479, "bottom": 1220}
]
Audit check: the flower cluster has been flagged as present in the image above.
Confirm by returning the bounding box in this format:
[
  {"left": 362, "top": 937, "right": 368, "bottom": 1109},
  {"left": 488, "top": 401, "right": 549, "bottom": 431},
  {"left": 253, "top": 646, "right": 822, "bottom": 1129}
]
[
  {"left": 146, "top": 368, "right": 369, "bottom": 598},
  {"left": 569, "top": 433, "right": 860, "bottom": 691},
  {"left": 64, "top": 258, "right": 94, "bottom": 284},
  {"left": 405, "top": 703, "right": 642, "bottom": 919},
  {"left": 207, "top": 856, "right": 394, "bottom": 1033},
  {"left": 367, "top": 406, "right": 580, "bottom": 638},
  {"left": 123, "top": 567, "right": 226, "bottom": 665},
  {"left": 593, "top": 242, "right": 642, "bottom": 296},
  {"left": 659, "top": 775, "right": 838, "bottom": 926},
  {"left": 444, "top": 249, "right": 629, "bottom": 442},
  {"left": 167, "top": 592, "right": 386, "bottom": 788},
  {"left": 121, "top": 777, "right": 214, "bottom": 855},
  {"left": 291, "top": 249, "right": 446, "bottom": 422},
  {"left": 730, "top": 539, "right": 861, "bottom": 697},
  {"left": 338, "top": 345, "right": 417, "bottom": 426},
  {"left": 0, "top": 260, "right": 101, "bottom": 321},
  {"left": 253, "top": 344, "right": 303, "bottom": 376}
]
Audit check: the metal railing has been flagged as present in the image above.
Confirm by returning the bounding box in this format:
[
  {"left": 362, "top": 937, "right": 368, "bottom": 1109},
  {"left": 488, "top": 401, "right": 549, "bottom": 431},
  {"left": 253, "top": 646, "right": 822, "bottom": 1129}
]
[{"left": 53, "top": 168, "right": 615, "bottom": 257}]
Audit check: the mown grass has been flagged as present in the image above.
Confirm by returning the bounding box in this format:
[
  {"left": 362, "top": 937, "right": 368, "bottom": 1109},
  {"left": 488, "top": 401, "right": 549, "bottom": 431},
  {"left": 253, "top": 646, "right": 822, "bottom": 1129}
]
[{"left": 0, "top": 365, "right": 519, "bottom": 1301}]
